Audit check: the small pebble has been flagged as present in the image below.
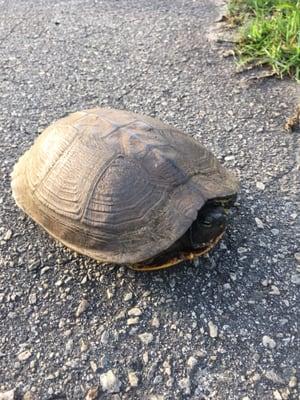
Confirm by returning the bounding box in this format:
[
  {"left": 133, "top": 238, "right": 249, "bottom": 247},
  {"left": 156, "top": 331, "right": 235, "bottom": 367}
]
[
  {"left": 149, "top": 396, "right": 164, "bottom": 400},
  {"left": 222, "top": 49, "right": 234, "bottom": 58},
  {"left": 262, "top": 335, "right": 276, "bottom": 349},
  {"left": 90, "top": 361, "right": 98, "bottom": 373},
  {"left": 162, "top": 360, "right": 171, "bottom": 376},
  {"left": 17, "top": 350, "right": 32, "bottom": 361},
  {"left": 237, "top": 247, "right": 247, "bottom": 254},
  {"left": 85, "top": 387, "right": 99, "bottom": 400},
  {"left": 208, "top": 321, "right": 218, "bottom": 338},
  {"left": 270, "top": 285, "right": 280, "bottom": 295},
  {"left": 128, "top": 307, "right": 142, "bottom": 317},
  {"left": 271, "top": 228, "right": 279, "bottom": 236},
  {"left": 138, "top": 332, "right": 153, "bottom": 345},
  {"left": 256, "top": 181, "right": 265, "bottom": 190},
  {"left": 0, "top": 389, "right": 15, "bottom": 400},
  {"left": 3, "top": 229, "right": 12, "bottom": 241},
  {"left": 294, "top": 252, "right": 300, "bottom": 263},
  {"left": 80, "top": 339, "right": 88, "bottom": 352},
  {"left": 101, "top": 330, "right": 109, "bottom": 344},
  {"left": 123, "top": 292, "right": 133, "bottom": 301},
  {"left": 273, "top": 390, "right": 282, "bottom": 400},
  {"left": 142, "top": 352, "right": 149, "bottom": 364},
  {"left": 23, "top": 392, "right": 34, "bottom": 400},
  {"left": 128, "top": 371, "right": 139, "bottom": 387},
  {"left": 75, "top": 299, "right": 89, "bottom": 317},
  {"left": 64, "top": 329, "right": 72, "bottom": 337},
  {"left": 40, "top": 266, "right": 50, "bottom": 275},
  {"left": 28, "top": 293, "right": 37, "bottom": 305},
  {"left": 65, "top": 339, "right": 73, "bottom": 351},
  {"left": 261, "top": 279, "right": 270, "bottom": 287},
  {"left": 100, "top": 370, "right": 121, "bottom": 393},
  {"left": 127, "top": 317, "right": 139, "bottom": 325},
  {"left": 151, "top": 317, "right": 160, "bottom": 328},
  {"left": 187, "top": 356, "right": 197, "bottom": 370},
  {"left": 255, "top": 217, "right": 264, "bottom": 229},
  {"left": 288, "top": 376, "right": 297, "bottom": 388}
]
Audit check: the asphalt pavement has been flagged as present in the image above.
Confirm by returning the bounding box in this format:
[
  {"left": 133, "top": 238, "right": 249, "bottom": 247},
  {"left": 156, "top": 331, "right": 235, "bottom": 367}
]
[{"left": 0, "top": 0, "right": 299, "bottom": 399}]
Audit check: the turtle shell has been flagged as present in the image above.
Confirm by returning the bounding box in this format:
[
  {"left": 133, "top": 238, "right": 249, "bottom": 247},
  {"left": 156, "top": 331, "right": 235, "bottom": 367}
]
[{"left": 11, "top": 108, "right": 238, "bottom": 264}]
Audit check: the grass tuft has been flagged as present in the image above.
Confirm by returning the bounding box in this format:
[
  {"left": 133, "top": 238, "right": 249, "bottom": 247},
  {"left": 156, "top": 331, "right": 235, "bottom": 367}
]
[{"left": 228, "top": 0, "right": 300, "bottom": 81}]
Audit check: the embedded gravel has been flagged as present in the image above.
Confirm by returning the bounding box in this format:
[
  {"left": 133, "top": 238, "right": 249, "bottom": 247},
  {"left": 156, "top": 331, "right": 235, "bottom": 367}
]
[{"left": 0, "top": 0, "right": 299, "bottom": 399}]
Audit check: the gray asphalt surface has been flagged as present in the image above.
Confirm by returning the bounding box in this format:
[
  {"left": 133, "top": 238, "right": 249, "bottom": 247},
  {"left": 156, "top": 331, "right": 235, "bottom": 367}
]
[{"left": 0, "top": 0, "right": 299, "bottom": 399}]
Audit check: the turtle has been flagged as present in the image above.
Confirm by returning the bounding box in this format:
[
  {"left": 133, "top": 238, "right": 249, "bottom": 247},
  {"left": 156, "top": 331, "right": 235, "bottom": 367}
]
[{"left": 11, "top": 108, "right": 239, "bottom": 271}]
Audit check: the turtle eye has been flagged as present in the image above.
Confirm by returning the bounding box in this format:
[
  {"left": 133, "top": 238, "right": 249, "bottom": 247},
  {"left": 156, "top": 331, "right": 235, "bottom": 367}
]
[{"left": 202, "top": 218, "right": 212, "bottom": 227}]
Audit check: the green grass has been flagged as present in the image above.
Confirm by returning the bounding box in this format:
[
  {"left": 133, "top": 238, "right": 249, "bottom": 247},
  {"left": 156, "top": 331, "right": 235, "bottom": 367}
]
[{"left": 228, "top": 0, "right": 300, "bottom": 81}]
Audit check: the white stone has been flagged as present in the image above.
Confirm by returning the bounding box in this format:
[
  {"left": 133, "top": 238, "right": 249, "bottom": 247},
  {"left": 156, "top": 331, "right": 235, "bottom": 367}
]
[
  {"left": 288, "top": 376, "right": 297, "bottom": 388},
  {"left": 151, "top": 316, "right": 160, "bottom": 328},
  {"left": 142, "top": 352, "right": 149, "bottom": 364},
  {"left": 187, "top": 356, "right": 197, "bottom": 370},
  {"left": 273, "top": 390, "right": 282, "bottom": 400},
  {"left": 256, "top": 181, "right": 265, "bottom": 190},
  {"left": 17, "top": 350, "right": 32, "bottom": 361},
  {"left": 100, "top": 370, "right": 121, "bottom": 393},
  {"left": 294, "top": 252, "right": 300, "bottom": 263},
  {"left": 3, "top": 229, "right": 12, "bottom": 241},
  {"left": 162, "top": 360, "right": 171, "bottom": 376},
  {"left": 41, "top": 266, "right": 50, "bottom": 275},
  {"left": 65, "top": 339, "right": 73, "bottom": 351},
  {"left": 75, "top": 299, "right": 89, "bottom": 317},
  {"left": 255, "top": 217, "right": 264, "bottom": 229},
  {"left": 28, "top": 293, "right": 37, "bottom": 305},
  {"left": 262, "top": 335, "right": 276, "bottom": 349},
  {"left": 128, "top": 307, "right": 142, "bottom": 317},
  {"left": 123, "top": 292, "right": 133, "bottom": 301},
  {"left": 80, "top": 339, "right": 88, "bottom": 352},
  {"left": 128, "top": 371, "right": 139, "bottom": 387},
  {"left": 100, "top": 330, "right": 109, "bottom": 344},
  {"left": 261, "top": 279, "right": 269, "bottom": 287},
  {"left": 127, "top": 317, "right": 139, "bottom": 325},
  {"left": 270, "top": 285, "right": 280, "bottom": 295},
  {"left": 138, "top": 332, "right": 153, "bottom": 345},
  {"left": 208, "top": 321, "right": 218, "bottom": 338},
  {"left": 0, "top": 389, "right": 15, "bottom": 400}
]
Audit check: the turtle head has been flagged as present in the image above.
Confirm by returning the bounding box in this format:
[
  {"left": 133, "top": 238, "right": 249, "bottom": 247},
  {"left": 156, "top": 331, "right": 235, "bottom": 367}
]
[{"left": 190, "top": 204, "right": 228, "bottom": 248}]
